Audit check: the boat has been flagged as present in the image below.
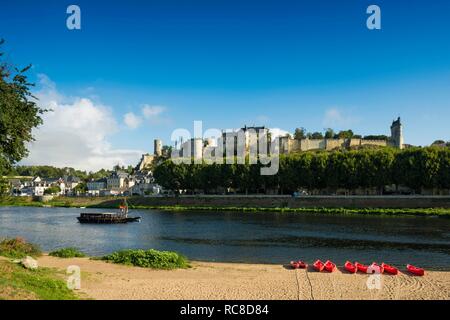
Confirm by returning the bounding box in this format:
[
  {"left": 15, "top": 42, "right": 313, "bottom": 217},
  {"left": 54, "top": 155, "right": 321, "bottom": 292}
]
[
  {"left": 324, "top": 260, "right": 336, "bottom": 272},
  {"left": 407, "top": 264, "right": 425, "bottom": 276},
  {"left": 344, "top": 261, "right": 357, "bottom": 273},
  {"left": 77, "top": 198, "right": 141, "bottom": 224},
  {"left": 381, "top": 263, "right": 398, "bottom": 275},
  {"left": 77, "top": 212, "right": 141, "bottom": 224},
  {"left": 313, "top": 259, "right": 325, "bottom": 272},
  {"left": 355, "top": 262, "right": 368, "bottom": 273},
  {"left": 290, "top": 260, "right": 308, "bottom": 269},
  {"left": 369, "top": 262, "right": 384, "bottom": 274}
]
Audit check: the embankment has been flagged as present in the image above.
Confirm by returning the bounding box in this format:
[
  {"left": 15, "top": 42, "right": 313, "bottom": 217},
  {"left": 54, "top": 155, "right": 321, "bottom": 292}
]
[{"left": 1, "top": 195, "right": 450, "bottom": 216}]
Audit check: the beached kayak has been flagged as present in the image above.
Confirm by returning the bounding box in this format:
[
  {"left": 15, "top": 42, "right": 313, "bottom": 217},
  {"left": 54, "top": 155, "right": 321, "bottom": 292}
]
[
  {"left": 407, "top": 264, "right": 425, "bottom": 276},
  {"left": 355, "top": 262, "right": 368, "bottom": 273},
  {"left": 369, "top": 262, "right": 384, "bottom": 274},
  {"left": 381, "top": 263, "right": 398, "bottom": 275},
  {"left": 313, "top": 259, "right": 325, "bottom": 272},
  {"left": 324, "top": 260, "right": 336, "bottom": 272},
  {"left": 344, "top": 261, "right": 357, "bottom": 273},
  {"left": 290, "top": 260, "right": 308, "bottom": 269}
]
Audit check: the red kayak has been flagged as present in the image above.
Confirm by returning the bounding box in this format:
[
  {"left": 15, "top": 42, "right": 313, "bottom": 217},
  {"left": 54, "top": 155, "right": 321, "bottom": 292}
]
[
  {"left": 313, "top": 259, "right": 325, "bottom": 272},
  {"left": 407, "top": 264, "right": 425, "bottom": 276},
  {"left": 344, "top": 261, "right": 357, "bottom": 273},
  {"left": 381, "top": 263, "right": 398, "bottom": 275},
  {"left": 355, "top": 262, "right": 368, "bottom": 273},
  {"left": 324, "top": 260, "right": 336, "bottom": 272},
  {"left": 369, "top": 262, "right": 384, "bottom": 274},
  {"left": 290, "top": 260, "right": 308, "bottom": 269}
]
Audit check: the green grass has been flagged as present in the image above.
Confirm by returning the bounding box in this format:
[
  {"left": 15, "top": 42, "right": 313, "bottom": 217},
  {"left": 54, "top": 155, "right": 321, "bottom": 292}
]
[
  {"left": 102, "top": 249, "right": 190, "bottom": 269},
  {"left": 0, "top": 259, "right": 79, "bottom": 300},
  {"left": 0, "top": 237, "right": 42, "bottom": 259},
  {"left": 128, "top": 205, "right": 450, "bottom": 217},
  {"left": 49, "top": 248, "right": 86, "bottom": 258},
  {"left": 1, "top": 195, "right": 450, "bottom": 217}
]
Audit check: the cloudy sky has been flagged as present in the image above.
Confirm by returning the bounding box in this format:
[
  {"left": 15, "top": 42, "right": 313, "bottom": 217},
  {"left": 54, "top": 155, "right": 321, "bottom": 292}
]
[{"left": 1, "top": 0, "right": 450, "bottom": 170}]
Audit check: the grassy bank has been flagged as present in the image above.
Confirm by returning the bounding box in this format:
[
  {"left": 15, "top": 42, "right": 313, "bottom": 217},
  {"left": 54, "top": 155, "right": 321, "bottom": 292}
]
[
  {"left": 0, "top": 259, "right": 79, "bottom": 300},
  {"left": 1, "top": 196, "right": 450, "bottom": 217},
  {"left": 128, "top": 205, "right": 450, "bottom": 217}
]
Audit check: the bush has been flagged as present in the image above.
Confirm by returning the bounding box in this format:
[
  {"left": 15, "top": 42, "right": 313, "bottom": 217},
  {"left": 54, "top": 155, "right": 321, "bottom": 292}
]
[
  {"left": 0, "top": 237, "right": 42, "bottom": 258},
  {"left": 49, "top": 247, "right": 86, "bottom": 258},
  {"left": 102, "top": 249, "right": 189, "bottom": 269}
]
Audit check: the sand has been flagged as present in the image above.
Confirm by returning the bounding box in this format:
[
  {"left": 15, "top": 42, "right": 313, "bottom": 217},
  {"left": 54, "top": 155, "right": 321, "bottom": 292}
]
[{"left": 37, "top": 255, "right": 450, "bottom": 300}]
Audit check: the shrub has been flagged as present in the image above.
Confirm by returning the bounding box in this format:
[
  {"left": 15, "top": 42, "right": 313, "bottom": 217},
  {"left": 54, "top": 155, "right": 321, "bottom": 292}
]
[
  {"left": 49, "top": 247, "right": 86, "bottom": 258},
  {"left": 0, "top": 237, "right": 42, "bottom": 258},
  {"left": 102, "top": 249, "right": 189, "bottom": 269}
]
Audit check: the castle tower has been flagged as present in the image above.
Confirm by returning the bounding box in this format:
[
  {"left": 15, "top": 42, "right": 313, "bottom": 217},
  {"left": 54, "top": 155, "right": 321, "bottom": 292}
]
[
  {"left": 154, "top": 139, "right": 162, "bottom": 156},
  {"left": 390, "top": 117, "right": 404, "bottom": 149}
]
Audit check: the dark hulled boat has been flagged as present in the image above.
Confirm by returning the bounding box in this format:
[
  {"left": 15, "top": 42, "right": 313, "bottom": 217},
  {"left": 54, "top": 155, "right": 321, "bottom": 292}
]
[
  {"left": 77, "top": 212, "right": 141, "bottom": 224},
  {"left": 77, "top": 198, "right": 141, "bottom": 224}
]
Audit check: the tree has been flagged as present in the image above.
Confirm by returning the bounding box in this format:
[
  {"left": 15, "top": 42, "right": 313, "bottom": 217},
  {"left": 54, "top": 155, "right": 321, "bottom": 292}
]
[
  {"left": 431, "top": 140, "right": 445, "bottom": 146},
  {"left": 44, "top": 186, "right": 61, "bottom": 195},
  {"left": 73, "top": 182, "right": 87, "bottom": 194},
  {"left": 161, "top": 145, "right": 173, "bottom": 158},
  {"left": 324, "top": 128, "right": 334, "bottom": 139},
  {"left": 294, "top": 127, "right": 306, "bottom": 140},
  {"left": 0, "top": 39, "right": 47, "bottom": 175},
  {"left": 310, "top": 132, "right": 324, "bottom": 139},
  {"left": 335, "top": 130, "right": 354, "bottom": 139}
]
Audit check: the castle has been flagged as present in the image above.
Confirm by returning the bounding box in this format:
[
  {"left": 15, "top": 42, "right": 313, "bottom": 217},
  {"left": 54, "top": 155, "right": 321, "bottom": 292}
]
[{"left": 138, "top": 118, "right": 404, "bottom": 165}]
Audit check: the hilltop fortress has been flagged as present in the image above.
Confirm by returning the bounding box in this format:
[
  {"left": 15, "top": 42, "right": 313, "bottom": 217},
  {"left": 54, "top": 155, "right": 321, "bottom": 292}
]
[{"left": 137, "top": 117, "right": 404, "bottom": 168}]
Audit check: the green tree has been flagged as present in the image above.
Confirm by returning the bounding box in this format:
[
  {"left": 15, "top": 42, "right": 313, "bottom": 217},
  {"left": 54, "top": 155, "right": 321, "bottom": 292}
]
[
  {"left": 294, "top": 127, "right": 307, "bottom": 140},
  {"left": 44, "top": 186, "right": 61, "bottom": 195},
  {"left": 73, "top": 182, "right": 87, "bottom": 194},
  {"left": 324, "top": 128, "right": 334, "bottom": 139},
  {"left": 310, "top": 132, "right": 324, "bottom": 139},
  {"left": 335, "top": 130, "right": 354, "bottom": 139},
  {"left": 0, "top": 40, "right": 47, "bottom": 175}
]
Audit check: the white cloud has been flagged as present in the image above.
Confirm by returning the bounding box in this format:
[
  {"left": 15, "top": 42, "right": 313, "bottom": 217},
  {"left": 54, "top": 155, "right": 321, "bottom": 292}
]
[
  {"left": 20, "top": 74, "right": 144, "bottom": 171},
  {"left": 322, "top": 108, "right": 359, "bottom": 128},
  {"left": 123, "top": 112, "right": 142, "bottom": 129},
  {"left": 142, "top": 105, "right": 166, "bottom": 122}
]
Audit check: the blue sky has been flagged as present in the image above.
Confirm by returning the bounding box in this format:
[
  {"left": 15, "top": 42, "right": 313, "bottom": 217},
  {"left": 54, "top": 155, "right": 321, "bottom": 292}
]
[{"left": 1, "top": 0, "right": 449, "bottom": 169}]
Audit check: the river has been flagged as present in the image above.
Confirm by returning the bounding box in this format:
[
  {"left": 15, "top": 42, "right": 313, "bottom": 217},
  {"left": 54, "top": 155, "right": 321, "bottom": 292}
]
[{"left": 1, "top": 206, "right": 449, "bottom": 269}]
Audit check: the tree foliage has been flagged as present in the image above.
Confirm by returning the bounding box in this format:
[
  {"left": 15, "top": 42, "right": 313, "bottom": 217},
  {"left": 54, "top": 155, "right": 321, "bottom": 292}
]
[
  {"left": 0, "top": 40, "right": 47, "bottom": 175},
  {"left": 154, "top": 147, "right": 450, "bottom": 194}
]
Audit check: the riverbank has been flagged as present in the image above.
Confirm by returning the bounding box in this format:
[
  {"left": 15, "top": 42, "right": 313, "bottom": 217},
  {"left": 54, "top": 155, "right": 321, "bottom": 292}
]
[
  {"left": 0, "top": 257, "right": 80, "bottom": 300},
  {"left": 1, "top": 196, "right": 450, "bottom": 217},
  {"left": 35, "top": 255, "right": 450, "bottom": 300}
]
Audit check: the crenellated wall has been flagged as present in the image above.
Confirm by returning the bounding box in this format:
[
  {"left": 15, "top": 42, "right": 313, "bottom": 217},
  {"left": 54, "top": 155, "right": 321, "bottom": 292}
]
[{"left": 279, "top": 137, "right": 388, "bottom": 154}]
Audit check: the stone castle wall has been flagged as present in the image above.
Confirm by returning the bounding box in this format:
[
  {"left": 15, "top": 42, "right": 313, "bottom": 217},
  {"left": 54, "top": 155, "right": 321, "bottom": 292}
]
[{"left": 280, "top": 137, "right": 388, "bottom": 154}]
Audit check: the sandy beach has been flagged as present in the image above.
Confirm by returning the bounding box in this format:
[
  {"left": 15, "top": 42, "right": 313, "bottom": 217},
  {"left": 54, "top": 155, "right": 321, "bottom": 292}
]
[{"left": 36, "top": 255, "right": 450, "bottom": 300}]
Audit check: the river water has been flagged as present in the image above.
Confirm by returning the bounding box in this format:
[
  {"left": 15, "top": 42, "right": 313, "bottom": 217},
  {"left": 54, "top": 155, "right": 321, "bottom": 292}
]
[{"left": 1, "top": 206, "right": 449, "bottom": 269}]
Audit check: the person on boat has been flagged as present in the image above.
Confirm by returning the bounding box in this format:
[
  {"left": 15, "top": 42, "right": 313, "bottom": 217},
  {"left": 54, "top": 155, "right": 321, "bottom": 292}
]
[{"left": 119, "top": 198, "right": 129, "bottom": 217}]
